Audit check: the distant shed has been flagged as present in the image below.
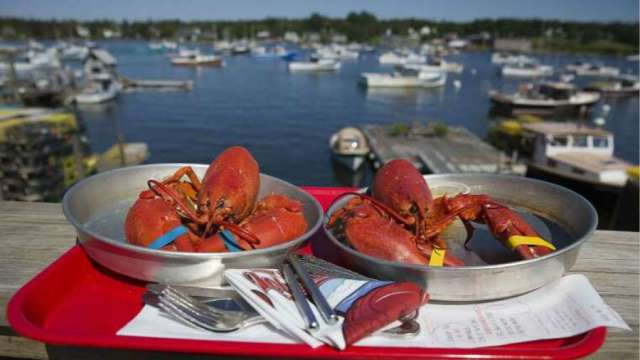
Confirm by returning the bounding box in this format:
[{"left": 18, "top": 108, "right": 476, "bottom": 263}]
[{"left": 493, "top": 38, "right": 532, "bottom": 53}]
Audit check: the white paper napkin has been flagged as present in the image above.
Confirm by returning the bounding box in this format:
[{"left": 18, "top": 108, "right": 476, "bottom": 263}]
[{"left": 118, "top": 274, "right": 630, "bottom": 349}]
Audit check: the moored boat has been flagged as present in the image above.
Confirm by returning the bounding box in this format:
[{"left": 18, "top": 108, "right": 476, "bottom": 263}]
[
  {"left": 75, "top": 73, "right": 119, "bottom": 104},
  {"left": 405, "top": 57, "right": 464, "bottom": 74},
  {"left": 329, "top": 127, "right": 370, "bottom": 171},
  {"left": 566, "top": 62, "right": 620, "bottom": 77},
  {"left": 288, "top": 58, "right": 340, "bottom": 72},
  {"left": 170, "top": 51, "right": 223, "bottom": 66},
  {"left": 378, "top": 51, "right": 425, "bottom": 65},
  {"left": 360, "top": 67, "right": 446, "bottom": 88},
  {"left": 584, "top": 75, "right": 639, "bottom": 97},
  {"left": 491, "top": 52, "right": 534, "bottom": 65},
  {"left": 501, "top": 62, "right": 553, "bottom": 78},
  {"left": 489, "top": 81, "right": 600, "bottom": 116}
]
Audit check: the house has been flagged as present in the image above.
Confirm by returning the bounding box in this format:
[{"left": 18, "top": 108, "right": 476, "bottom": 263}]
[
  {"left": 76, "top": 25, "right": 90, "bottom": 38},
  {"left": 256, "top": 30, "right": 270, "bottom": 39},
  {"left": 284, "top": 31, "right": 300, "bottom": 43}
]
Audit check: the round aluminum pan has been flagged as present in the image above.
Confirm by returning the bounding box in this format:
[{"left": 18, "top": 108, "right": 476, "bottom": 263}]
[
  {"left": 323, "top": 174, "right": 598, "bottom": 301},
  {"left": 62, "top": 164, "right": 323, "bottom": 286}
]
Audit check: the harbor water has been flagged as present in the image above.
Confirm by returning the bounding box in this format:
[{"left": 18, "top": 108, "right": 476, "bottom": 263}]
[{"left": 78, "top": 41, "right": 639, "bottom": 187}]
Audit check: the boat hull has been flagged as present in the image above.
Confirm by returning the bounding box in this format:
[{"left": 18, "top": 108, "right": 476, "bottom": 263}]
[
  {"left": 331, "top": 153, "right": 366, "bottom": 171},
  {"left": 489, "top": 94, "right": 599, "bottom": 117}
]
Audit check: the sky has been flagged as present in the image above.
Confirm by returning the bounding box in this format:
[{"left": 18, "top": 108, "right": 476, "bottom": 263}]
[{"left": 0, "top": 0, "right": 638, "bottom": 22}]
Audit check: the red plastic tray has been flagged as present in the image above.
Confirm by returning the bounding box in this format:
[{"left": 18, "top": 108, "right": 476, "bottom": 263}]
[{"left": 7, "top": 186, "right": 606, "bottom": 359}]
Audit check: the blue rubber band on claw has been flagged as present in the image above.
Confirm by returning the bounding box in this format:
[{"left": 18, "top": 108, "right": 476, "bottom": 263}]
[
  {"left": 148, "top": 225, "right": 189, "bottom": 250},
  {"left": 220, "top": 230, "right": 243, "bottom": 252}
]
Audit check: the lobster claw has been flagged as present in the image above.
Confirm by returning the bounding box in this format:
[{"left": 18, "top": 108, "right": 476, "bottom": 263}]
[{"left": 482, "top": 206, "right": 556, "bottom": 260}]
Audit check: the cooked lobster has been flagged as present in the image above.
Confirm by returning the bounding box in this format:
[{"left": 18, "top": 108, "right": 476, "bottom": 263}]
[
  {"left": 328, "top": 159, "right": 555, "bottom": 266},
  {"left": 125, "top": 146, "right": 307, "bottom": 252}
]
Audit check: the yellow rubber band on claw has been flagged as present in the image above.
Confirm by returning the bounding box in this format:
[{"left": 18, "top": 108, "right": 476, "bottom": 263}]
[
  {"left": 429, "top": 249, "right": 445, "bottom": 267},
  {"left": 507, "top": 236, "right": 556, "bottom": 251}
]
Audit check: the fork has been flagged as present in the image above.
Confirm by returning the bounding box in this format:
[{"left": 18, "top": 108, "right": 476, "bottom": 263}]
[{"left": 144, "top": 285, "right": 266, "bottom": 332}]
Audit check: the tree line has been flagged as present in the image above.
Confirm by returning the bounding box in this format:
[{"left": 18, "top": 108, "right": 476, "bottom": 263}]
[{"left": 1, "top": 12, "right": 637, "bottom": 50}]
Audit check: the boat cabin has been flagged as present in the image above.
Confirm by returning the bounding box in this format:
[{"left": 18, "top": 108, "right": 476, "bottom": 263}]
[
  {"left": 536, "top": 82, "right": 577, "bottom": 100},
  {"left": 522, "top": 122, "right": 630, "bottom": 186}
]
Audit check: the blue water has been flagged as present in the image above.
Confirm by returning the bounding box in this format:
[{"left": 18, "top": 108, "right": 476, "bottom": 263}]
[{"left": 78, "top": 41, "right": 639, "bottom": 187}]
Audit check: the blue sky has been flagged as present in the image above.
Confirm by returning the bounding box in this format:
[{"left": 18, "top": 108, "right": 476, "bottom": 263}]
[{"left": 0, "top": 0, "right": 637, "bottom": 22}]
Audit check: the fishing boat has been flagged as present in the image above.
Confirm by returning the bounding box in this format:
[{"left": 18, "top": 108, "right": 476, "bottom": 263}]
[
  {"left": 313, "top": 46, "right": 359, "bottom": 60},
  {"left": 252, "top": 46, "right": 295, "bottom": 60},
  {"left": 489, "top": 82, "right": 600, "bottom": 116},
  {"left": 405, "top": 57, "right": 464, "bottom": 74},
  {"left": 584, "top": 75, "right": 640, "bottom": 97},
  {"left": 501, "top": 62, "right": 554, "bottom": 78},
  {"left": 488, "top": 119, "right": 634, "bottom": 225},
  {"left": 170, "top": 50, "right": 223, "bottom": 67},
  {"left": 329, "top": 127, "right": 370, "bottom": 171},
  {"left": 360, "top": 67, "right": 446, "bottom": 88},
  {"left": 288, "top": 58, "right": 341, "bottom": 72},
  {"left": 378, "top": 51, "right": 425, "bottom": 65},
  {"left": 521, "top": 122, "right": 632, "bottom": 223},
  {"left": 491, "top": 53, "right": 534, "bottom": 65},
  {"left": 566, "top": 62, "right": 620, "bottom": 77}
]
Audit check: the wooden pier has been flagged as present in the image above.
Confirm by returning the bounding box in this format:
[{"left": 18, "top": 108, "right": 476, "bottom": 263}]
[
  {"left": 120, "top": 77, "right": 193, "bottom": 91},
  {"left": 363, "top": 123, "right": 526, "bottom": 175}
]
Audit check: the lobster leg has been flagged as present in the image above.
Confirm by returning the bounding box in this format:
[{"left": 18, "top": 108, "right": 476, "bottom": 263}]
[{"left": 482, "top": 206, "right": 555, "bottom": 260}]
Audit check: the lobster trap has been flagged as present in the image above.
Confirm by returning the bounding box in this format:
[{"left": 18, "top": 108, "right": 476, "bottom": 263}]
[{"left": 0, "top": 108, "right": 96, "bottom": 202}]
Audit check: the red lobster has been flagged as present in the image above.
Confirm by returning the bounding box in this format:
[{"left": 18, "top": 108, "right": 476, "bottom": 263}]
[
  {"left": 328, "top": 159, "right": 555, "bottom": 267},
  {"left": 125, "top": 146, "right": 307, "bottom": 252}
]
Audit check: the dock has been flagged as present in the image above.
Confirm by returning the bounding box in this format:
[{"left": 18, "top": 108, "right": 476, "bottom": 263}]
[
  {"left": 363, "top": 122, "right": 526, "bottom": 175},
  {"left": 120, "top": 77, "right": 193, "bottom": 91}
]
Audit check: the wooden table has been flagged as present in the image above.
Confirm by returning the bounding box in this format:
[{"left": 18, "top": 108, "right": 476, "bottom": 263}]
[{"left": 0, "top": 201, "right": 637, "bottom": 359}]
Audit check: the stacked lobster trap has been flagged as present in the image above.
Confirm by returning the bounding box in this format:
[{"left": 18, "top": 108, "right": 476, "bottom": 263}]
[{"left": 0, "top": 108, "right": 96, "bottom": 202}]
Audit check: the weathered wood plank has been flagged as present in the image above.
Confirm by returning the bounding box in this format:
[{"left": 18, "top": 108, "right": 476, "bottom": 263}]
[{"left": 0, "top": 201, "right": 637, "bottom": 359}]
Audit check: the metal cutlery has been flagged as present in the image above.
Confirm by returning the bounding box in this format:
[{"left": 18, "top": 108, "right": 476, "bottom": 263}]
[
  {"left": 144, "top": 284, "right": 266, "bottom": 332},
  {"left": 144, "top": 254, "right": 421, "bottom": 337}
]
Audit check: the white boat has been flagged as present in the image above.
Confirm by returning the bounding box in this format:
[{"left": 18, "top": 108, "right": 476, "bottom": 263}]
[
  {"left": 502, "top": 62, "right": 554, "bottom": 78},
  {"left": 378, "top": 52, "right": 425, "bottom": 65},
  {"left": 75, "top": 73, "right": 119, "bottom": 104},
  {"left": 489, "top": 82, "right": 600, "bottom": 116},
  {"left": 288, "top": 58, "right": 341, "bottom": 72},
  {"left": 522, "top": 122, "right": 631, "bottom": 188},
  {"left": 149, "top": 40, "right": 178, "bottom": 52},
  {"left": 213, "top": 40, "right": 232, "bottom": 54},
  {"left": 0, "top": 50, "right": 61, "bottom": 74},
  {"left": 360, "top": 67, "right": 447, "bottom": 88},
  {"left": 491, "top": 53, "right": 534, "bottom": 65},
  {"left": 252, "top": 45, "right": 294, "bottom": 59},
  {"left": 329, "top": 127, "right": 370, "bottom": 171},
  {"left": 566, "top": 62, "right": 620, "bottom": 77},
  {"left": 313, "top": 46, "right": 359, "bottom": 60},
  {"left": 171, "top": 50, "right": 223, "bottom": 66},
  {"left": 405, "top": 58, "right": 464, "bottom": 74},
  {"left": 584, "top": 75, "right": 640, "bottom": 97}
]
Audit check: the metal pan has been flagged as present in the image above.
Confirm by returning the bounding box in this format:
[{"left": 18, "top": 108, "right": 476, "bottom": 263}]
[
  {"left": 323, "top": 174, "right": 598, "bottom": 301},
  {"left": 62, "top": 164, "right": 323, "bottom": 286}
]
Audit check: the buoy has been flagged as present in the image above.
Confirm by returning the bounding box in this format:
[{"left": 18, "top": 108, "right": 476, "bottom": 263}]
[
  {"left": 593, "top": 117, "right": 606, "bottom": 126},
  {"left": 471, "top": 69, "right": 477, "bottom": 75},
  {"left": 453, "top": 80, "right": 462, "bottom": 89},
  {"left": 602, "top": 104, "right": 611, "bottom": 114}
]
